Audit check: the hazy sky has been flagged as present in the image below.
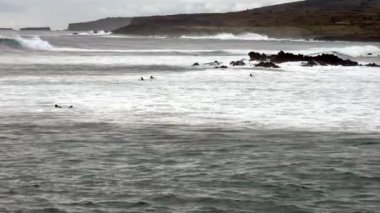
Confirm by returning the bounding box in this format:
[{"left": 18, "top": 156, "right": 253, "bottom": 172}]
[{"left": 0, "top": 0, "right": 299, "bottom": 29}]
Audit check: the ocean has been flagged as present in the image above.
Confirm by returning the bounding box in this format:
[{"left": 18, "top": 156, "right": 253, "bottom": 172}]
[{"left": 0, "top": 31, "right": 379, "bottom": 213}]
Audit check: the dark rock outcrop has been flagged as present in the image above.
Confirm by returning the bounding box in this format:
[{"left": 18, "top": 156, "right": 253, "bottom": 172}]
[
  {"left": 204, "top": 61, "right": 222, "bottom": 66},
  {"left": 230, "top": 60, "right": 246, "bottom": 66},
  {"left": 249, "top": 51, "right": 359, "bottom": 66},
  {"left": 20, "top": 27, "right": 51, "bottom": 31},
  {"left": 366, "top": 63, "right": 380, "bottom": 67},
  {"left": 255, "top": 62, "right": 280, "bottom": 68},
  {"left": 215, "top": 66, "right": 228, "bottom": 69},
  {"left": 248, "top": 52, "right": 268, "bottom": 61}
]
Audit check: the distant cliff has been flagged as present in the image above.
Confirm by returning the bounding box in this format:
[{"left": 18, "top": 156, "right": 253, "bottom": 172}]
[
  {"left": 0, "top": 28, "right": 13, "bottom": 31},
  {"left": 113, "top": 0, "right": 380, "bottom": 41},
  {"left": 20, "top": 27, "right": 51, "bottom": 31},
  {"left": 68, "top": 17, "right": 131, "bottom": 31}
]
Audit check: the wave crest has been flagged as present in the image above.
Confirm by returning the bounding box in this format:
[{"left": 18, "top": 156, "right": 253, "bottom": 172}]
[
  {"left": 73, "top": 30, "right": 112, "bottom": 36},
  {"left": 180, "top": 33, "right": 274, "bottom": 41},
  {"left": 304, "top": 45, "right": 380, "bottom": 58},
  {"left": 332, "top": 45, "right": 380, "bottom": 57},
  {"left": 0, "top": 36, "right": 53, "bottom": 50}
]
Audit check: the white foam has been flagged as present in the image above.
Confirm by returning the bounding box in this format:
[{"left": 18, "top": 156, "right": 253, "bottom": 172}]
[
  {"left": 179, "top": 33, "right": 314, "bottom": 42},
  {"left": 14, "top": 36, "right": 53, "bottom": 50},
  {"left": 74, "top": 30, "right": 112, "bottom": 36},
  {"left": 250, "top": 45, "right": 380, "bottom": 58},
  {"left": 2, "top": 66, "right": 379, "bottom": 133},
  {"left": 105, "top": 35, "right": 167, "bottom": 39},
  {"left": 180, "top": 33, "right": 275, "bottom": 41},
  {"left": 310, "top": 45, "right": 380, "bottom": 57}
]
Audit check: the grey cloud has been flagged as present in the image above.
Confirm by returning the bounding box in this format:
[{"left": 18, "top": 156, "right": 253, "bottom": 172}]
[{"left": 0, "top": 0, "right": 23, "bottom": 12}]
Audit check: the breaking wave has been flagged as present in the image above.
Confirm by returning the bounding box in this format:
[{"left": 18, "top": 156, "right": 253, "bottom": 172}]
[
  {"left": 318, "top": 45, "right": 380, "bottom": 57},
  {"left": 73, "top": 30, "right": 112, "bottom": 36},
  {"left": 178, "top": 33, "right": 315, "bottom": 42},
  {"left": 180, "top": 33, "right": 275, "bottom": 41},
  {"left": 0, "top": 36, "right": 53, "bottom": 50},
  {"left": 2, "top": 35, "right": 378, "bottom": 59},
  {"left": 255, "top": 45, "right": 380, "bottom": 58},
  {"left": 286, "top": 45, "right": 380, "bottom": 58}
]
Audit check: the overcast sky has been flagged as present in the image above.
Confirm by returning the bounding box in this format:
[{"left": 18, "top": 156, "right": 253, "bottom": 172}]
[{"left": 0, "top": 0, "right": 299, "bottom": 29}]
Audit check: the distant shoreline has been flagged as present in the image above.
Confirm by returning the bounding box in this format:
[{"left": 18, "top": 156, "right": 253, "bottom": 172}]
[
  {"left": 68, "top": 0, "right": 379, "bottom": 42},
  {"left": 111, "top": 27, "right": 380, "bottom": 43},
  {"left": 20, "top": 27, "right": 51, "bottom": 31}
]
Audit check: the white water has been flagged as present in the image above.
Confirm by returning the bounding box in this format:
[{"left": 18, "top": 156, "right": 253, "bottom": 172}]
[
  {"left": 0, "top": 33, "right": 379, "bottom": 132},
  {"left": 14, "top": 36, "right": 53, "bottom": 50},
  {"left": 1, "top": 67, "right": 379, "bottom": 133},
  {"left": 1, "top": 31, "right": 380, "bottom": 213},
  {"left": 3, "top": 35, "right": 379, "bottom": 60},
  {"left": 301, "top": 45, "right": 380, "bottom": 57},
  {"left": 74, "top": 30, "right": 112, "bottom": 36},
  {"left": 180, "top": 33, "right": 276, "bottom": 41},
  {"left": 179, "top": 32, "right": 315, "bottom": 42}
]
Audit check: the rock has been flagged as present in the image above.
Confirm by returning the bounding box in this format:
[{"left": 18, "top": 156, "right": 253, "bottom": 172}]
[
  {"left": 215, "top": 66, "right": 228, "bottom": 69},
  {"left": 366, "top": 63, "right": 380, "bottom": 67},
  {"left": 255, "top": 62, "right": 280, "bottom": 68},
  {"left": 248, "top": 51, "right": 268, "bottom": 61},
  {"left": 312, "top": 54, "right": 358, "bottom": 66},
  {"left": 230, "top": 60, "right": 246, "bottom": 66},
  {"left": 192, "top": 62, "right": 200, "bottom": 66},
  {"left": 20, "top": 27, "right": 51, "bottom": 31},
  {"left": 248, "top": 50, "right": 359, "bottom": 66},
  {"left": 271, "top": 51, "right": 308, "bottom": 63},
  {"left": 205, "top": 60, "right": 222, "bottom": 66}
]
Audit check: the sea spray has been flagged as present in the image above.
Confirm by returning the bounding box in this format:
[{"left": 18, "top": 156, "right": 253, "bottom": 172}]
[
  {"left": 180, "top": 33, "right": 274, "bottom": 41},
  {"left": 0, "top": 36, "right": 53, "bottom": 50},
  {"left": 74, "top": 30, "right": 112, "bottom": 36}
]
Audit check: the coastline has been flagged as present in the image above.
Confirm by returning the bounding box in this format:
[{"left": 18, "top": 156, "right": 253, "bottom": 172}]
[
  {"left": 109, "top": 0, "right": 380, "bottom": 42},
  {"left": 112, "top": 25, "right": 380, "bottom": 43}
]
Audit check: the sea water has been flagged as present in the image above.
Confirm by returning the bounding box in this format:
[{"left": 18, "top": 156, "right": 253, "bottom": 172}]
[{"left": 0, "top": 31, "right": 379, "bottom": 212}]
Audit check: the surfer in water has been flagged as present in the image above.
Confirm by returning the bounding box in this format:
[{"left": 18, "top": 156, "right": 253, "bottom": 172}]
[
  {"left": 140, "top": 77, "right": 145, "bottom": 81},
  {"left": 150, "top": 76, "right": 155, "bottom": 80}
]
